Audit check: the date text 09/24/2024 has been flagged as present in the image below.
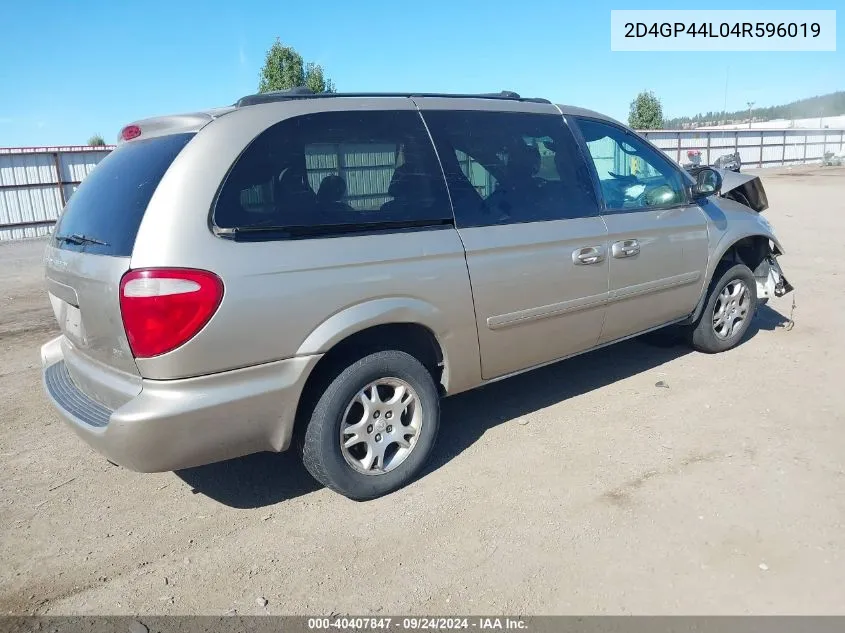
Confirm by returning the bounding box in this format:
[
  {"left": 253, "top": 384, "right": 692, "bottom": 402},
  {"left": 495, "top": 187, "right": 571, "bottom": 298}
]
[{"left": 307, "top": 618, "right": 527, "bottom": 630}]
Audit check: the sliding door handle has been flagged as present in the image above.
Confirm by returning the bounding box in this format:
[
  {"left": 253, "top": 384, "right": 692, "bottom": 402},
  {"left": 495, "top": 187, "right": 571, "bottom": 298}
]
[
  {"left": 573, "top": 245, "right": 606, "bottom": 266},
  {"left": 612, "top": 239, "right": 640, "bottom": 258}
]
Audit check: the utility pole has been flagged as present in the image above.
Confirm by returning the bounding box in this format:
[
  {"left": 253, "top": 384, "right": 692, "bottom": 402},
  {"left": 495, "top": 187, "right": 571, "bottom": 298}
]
[{"left": 747, "top": 101, "right": 755, "bottom": 129}]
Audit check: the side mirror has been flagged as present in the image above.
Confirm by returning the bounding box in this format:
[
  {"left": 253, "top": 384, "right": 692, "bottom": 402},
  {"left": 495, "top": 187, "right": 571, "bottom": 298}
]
[{"left": 692, "top": 167, "right": 722, "bottom": 199}]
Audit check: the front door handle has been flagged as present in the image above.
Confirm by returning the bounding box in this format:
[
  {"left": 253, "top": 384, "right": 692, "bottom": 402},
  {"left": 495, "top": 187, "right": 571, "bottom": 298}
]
[
  {"left": 572, "top": 245, "right": 606, "bottom": 266},
  {"left": 612, "top": 239, "right": 640, "bottom": 259}
]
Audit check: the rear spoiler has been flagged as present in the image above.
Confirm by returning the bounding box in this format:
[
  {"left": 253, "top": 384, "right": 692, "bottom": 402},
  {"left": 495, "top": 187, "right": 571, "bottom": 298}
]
[
  {"left": 685, "top": 166, "right": 769, "bottom": 213},
  {"left": 117, "top": 107, "right": 236, "bottom": 144}
]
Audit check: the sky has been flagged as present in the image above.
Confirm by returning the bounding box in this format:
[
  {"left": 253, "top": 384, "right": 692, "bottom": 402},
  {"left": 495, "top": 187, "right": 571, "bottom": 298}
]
[{"left": 0, "top": 0, "right": 842, "bottom": 147}]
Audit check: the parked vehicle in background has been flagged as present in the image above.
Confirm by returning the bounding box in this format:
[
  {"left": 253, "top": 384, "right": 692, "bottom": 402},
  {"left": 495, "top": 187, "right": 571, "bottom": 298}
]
[
  {"left": 713, "top": 151, "right": 742, "bottom": 172},
  {"left": 682, "top": 150, "right": 741, "bottom": 173},
  {"left": 823, "top": 150, "right": 845, "bottom": 166},
  {"left": 40, "top": 89, "right": 792, "bottom": 500}
]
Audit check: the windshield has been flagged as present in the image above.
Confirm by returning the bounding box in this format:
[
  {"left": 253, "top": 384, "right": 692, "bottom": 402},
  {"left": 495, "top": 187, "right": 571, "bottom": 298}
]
[{"left": 53, "top": 133, "right": 194, "bottom": 256}]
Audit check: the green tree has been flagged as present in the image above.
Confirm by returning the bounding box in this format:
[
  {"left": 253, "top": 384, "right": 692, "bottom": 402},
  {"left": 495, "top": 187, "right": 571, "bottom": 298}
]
[
  {"left": 304, "top": 62, "right": 336, "bottom": 94},
  {"left": 258, "top": 38, "right": 335, "bottom": 93},
  {"left": 628, "top": 91, "right": 664, "bottom": 129},
  {"left": 87, "top": 134, "right": 106, "bottom": 147}
]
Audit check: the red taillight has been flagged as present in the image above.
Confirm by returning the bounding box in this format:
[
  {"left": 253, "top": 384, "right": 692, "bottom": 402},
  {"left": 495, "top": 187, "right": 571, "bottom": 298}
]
[
  {"left": 119, "top": 268, "right": 223, "bottom": 358},
  {"left": 121, "top": 125, "right": 141, "bottom": 141}
]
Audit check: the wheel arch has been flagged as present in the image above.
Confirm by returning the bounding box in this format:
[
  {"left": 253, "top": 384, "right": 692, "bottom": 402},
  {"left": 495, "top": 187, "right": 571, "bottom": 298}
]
[
  {"left": 713, "top": 233, "right": 782, "bottom": 273},
  {"left": 293, "top": 320, "right": 448, "bottom": 450},
  {"left": 291, "top": 297, "right": 460, "bottom": 438},
  {"left": 297, "top": 295, "right": 453, "bottom": 375}
]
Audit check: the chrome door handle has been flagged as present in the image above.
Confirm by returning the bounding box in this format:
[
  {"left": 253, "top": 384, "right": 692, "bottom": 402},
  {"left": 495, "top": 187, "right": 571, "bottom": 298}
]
[
  {"left": 572, "top": 245, "right": 606, "bottom": 266},
  {"left": 612, "top": 239, "right": 640, "bottom": 258}
]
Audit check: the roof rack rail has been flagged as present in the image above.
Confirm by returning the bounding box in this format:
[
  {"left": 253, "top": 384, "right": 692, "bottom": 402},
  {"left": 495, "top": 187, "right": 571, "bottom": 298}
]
[{"left": 235, "top": 89, "right": 551, "bottom": 108}]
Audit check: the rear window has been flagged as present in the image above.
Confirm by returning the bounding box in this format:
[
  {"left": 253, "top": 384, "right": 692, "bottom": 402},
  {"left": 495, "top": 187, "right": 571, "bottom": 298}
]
[{"left": 53, "top": 133, "right": 194, "bottom": 256}]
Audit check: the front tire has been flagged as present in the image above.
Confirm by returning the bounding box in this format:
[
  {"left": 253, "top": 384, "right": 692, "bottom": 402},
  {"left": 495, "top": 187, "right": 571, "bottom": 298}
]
[
  {"left": 687, "top": 263, "right": 757, "bottom": 353},
  {"left": 301, "top": 350, "right": 440, "bottom": 500}
]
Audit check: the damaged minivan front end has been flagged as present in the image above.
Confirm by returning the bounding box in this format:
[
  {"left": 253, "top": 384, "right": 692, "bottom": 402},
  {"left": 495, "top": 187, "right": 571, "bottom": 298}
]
[
  {"left": 718, "top": 169, "right": 770, "bottom": 214},
  {"left": 687, "top": 165, "right": 770, "bottom": 213},
  {"left": 688, "top": 165, "right": 794, "bottom": 307}
]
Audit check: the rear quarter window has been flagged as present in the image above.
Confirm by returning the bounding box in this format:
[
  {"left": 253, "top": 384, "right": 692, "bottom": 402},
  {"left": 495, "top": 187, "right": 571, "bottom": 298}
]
[
  {"left": 213, "top": 110, "right": 452, "bottom": 238},
  {"left": 53, "top": 133, "right": 194, "bottom": 256}
]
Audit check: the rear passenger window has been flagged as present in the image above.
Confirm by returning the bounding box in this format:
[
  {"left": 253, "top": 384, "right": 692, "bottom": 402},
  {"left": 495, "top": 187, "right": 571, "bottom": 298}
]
[
  {"left": 214, "top": 111, "right": 452, "bottom": 237},
  {"left": 422, "top": 111, "right": 599, "bottom": 227}
]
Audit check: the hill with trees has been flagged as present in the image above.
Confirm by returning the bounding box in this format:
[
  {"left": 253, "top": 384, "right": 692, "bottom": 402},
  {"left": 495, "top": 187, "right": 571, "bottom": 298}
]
[{"left": 664, "top": 91, "right": 845, "bottom": 129}]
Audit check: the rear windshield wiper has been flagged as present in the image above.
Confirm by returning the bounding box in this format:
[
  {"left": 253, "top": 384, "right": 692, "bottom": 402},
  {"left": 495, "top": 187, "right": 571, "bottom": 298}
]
[{"left": 54, "top": 233, "right": 110, "bottom": 247}]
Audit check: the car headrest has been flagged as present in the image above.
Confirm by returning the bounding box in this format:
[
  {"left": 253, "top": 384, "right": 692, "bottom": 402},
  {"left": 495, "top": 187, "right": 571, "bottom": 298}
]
[
  {"left": 317, "top": 175, "right": 346, "bottom": 203},
  {"left": 505, "top": 142, "right": 540, "bottom": 179},
  {"left": 387, "top": 165, "right": 428, "bottom": 199}
]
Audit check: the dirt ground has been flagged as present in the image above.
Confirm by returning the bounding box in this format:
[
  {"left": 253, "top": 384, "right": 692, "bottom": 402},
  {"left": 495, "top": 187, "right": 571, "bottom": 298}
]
[{"left": 1, "top": 166, "right": 843, "bottom": 616}]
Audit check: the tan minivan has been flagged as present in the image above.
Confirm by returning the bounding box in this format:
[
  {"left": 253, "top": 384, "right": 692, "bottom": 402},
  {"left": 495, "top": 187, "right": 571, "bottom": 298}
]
[{"left": 41, "top": 89, "right": 792, "bottom": 499}]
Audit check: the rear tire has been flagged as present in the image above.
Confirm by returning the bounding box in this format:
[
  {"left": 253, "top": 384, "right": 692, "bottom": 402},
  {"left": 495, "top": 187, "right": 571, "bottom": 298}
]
[
  {"left": 686, "top": 263, "right": 757, "bottom": 354},
  {"left": 301, "top": 350, "right": 440, "bottom": 500}
]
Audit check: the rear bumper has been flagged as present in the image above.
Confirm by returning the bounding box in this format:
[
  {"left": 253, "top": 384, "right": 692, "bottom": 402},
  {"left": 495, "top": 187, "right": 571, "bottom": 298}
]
[{"left": 40, "top": 336, "right": 321, "bottom": 472}]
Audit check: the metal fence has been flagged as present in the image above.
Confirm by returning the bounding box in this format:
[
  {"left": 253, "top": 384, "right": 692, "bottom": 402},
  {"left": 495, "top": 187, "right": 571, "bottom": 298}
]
[
  {"left": 641, "top": 128, "right": 845, "bottom": 168},
  {"left": 1, "top": 127, "right": 844, "bottom": 241},
  {"left": 0, "top": 145, "right": 113, "bottom": 241}
]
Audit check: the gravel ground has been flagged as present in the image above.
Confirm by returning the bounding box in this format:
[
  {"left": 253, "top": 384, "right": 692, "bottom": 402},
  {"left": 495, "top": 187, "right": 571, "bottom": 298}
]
[{"left": 1, "top": 166, "right": 843, "bottom": 616}]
